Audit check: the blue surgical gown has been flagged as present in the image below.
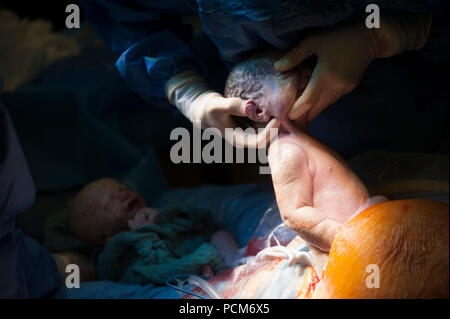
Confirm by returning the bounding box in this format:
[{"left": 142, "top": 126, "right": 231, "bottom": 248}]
[
  {"left": 79, "top": 0, "right": 448, "bottom": 157},
  {"left": 0, "top": 100, "right": 61, "bottom": 298},
  {"left": 79, "top": 0, "right": 448, "bottom": 104}
]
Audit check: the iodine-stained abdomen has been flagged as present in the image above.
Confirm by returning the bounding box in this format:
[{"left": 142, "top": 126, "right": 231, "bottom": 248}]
[{"left": 314, "top": 199, "right": 449, "bottom": 299}]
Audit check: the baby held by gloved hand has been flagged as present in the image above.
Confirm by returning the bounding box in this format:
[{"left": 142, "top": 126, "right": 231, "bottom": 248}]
[
  {"left": 173, "top": 54, "right": 389, "bottom": 299},
  {"left": 225, "top": 50, "right": 314, "bottom": 128},
  {"left": 225, "top": 51, "right": 385, "bottom": 253}
]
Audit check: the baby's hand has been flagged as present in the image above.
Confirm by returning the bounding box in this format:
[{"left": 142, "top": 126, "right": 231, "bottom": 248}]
[{"left": 127, "top": 208, "right": 159, "bottom": 230}]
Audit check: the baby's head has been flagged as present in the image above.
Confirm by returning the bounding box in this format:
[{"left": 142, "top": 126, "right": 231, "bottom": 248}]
[
  {"left": 69, "top": 178, "right": 147, "bottom": 245},
  {"left": 225, "top": 50, "right": 312, "bottom": 124}
]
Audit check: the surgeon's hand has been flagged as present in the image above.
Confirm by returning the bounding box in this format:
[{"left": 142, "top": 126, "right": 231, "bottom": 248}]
[
  {"left": 166, "top": 70, "right": 280, "bottom": 148},
  {"left": 275, "top": 14, "right": 431, "bottom": 122}
]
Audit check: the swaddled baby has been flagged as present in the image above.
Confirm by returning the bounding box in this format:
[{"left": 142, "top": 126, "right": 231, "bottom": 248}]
[
  {"left": 69, "top": 178, "right": 158, "bottom": 245},
  {"left": 67, "top": 178, "right": 240, "bottom": 277}
]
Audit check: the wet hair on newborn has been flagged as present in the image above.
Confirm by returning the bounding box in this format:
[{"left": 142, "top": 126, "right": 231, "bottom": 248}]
[
  {"left": 224, "top": 50, "right": 313, "bottom": 126},
  {"left": 224, "top": 51, "right": 284, "bottom": 126},
  {"left": 224, "top": 56, "right": 279, "bottom": 101}
]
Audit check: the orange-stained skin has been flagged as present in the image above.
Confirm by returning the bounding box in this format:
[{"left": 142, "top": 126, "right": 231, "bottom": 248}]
[
  {"left": 296, "top": 266, "right": 320, "bottom": 299},
  {"left": 313, "top": 199, "right": 449, "bottom": 299},
  {"left": 184, "top": 200, "right": 448, "bottom": 299}
]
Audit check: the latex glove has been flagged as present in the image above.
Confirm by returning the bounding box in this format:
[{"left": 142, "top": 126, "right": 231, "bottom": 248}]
[
  {"left": 275, "top": 14, "right": 432, "bottom": 122},
  {"left": 166, "top": 70, "right": 280, "bottom": 148}
]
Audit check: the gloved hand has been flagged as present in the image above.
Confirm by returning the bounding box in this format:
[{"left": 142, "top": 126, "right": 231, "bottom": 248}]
[
  {"left": 274, "top": 14, "right": 432, "bottom": 122},
  {"left": 166, "top": 70, "right": 280, "bottom": 148}
]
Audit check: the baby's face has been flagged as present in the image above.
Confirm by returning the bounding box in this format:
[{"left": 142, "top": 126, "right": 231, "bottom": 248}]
[
  {"left": 70, "top": 178, "right": 149, "bottom": 244},
  {"left": 244, "top": 65, "right": 311, "bottom": 123},
  {"left": 95, "top": 180, "right": 147, "bottom": 230}
]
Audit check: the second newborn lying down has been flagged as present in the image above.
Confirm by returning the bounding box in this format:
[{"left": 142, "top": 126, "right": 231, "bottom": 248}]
[
  {"left": 53, "top": 179, "right": 239, "bottom": 284},
  {"left": 225, "top": 51, "right": 374, "bottom": 252}
]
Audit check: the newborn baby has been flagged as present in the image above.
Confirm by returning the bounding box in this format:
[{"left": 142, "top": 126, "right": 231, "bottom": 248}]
[
  {"left": 225, "top": 50, "right": 313, "bottom": 126},
  {"left": 69, "top": 178, "right": 240, "bottom": 272},
  {"left": 225, "top": 52, "right": 375, "bottom": 253},
  {"left": 69, "top": 178, "right": 158, "bottom": 245}
]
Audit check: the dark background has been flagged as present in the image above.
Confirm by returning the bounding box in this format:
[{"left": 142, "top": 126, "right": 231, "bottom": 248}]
[
  {"left": 0, "top": 0, "right": 271, "bottom": 243},
  {"left": 0, "top": 1, "right": 85, "bottom": 31}
]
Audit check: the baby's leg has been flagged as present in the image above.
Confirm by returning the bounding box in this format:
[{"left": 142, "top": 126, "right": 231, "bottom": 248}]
[{"left": 268, "top": 134, "right": 341, "bottom": 251}]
